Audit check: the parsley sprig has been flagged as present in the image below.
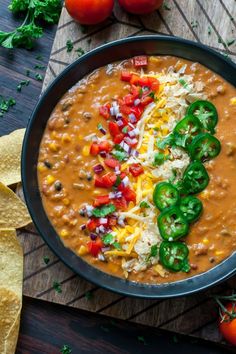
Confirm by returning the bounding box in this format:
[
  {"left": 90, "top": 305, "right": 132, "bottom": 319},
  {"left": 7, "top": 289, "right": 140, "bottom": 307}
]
[{"left": 0, "top": 0, "right": 61, "bottom": 49}]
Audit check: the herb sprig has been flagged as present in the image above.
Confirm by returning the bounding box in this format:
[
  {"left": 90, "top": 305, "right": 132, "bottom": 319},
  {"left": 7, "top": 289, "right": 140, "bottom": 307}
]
[{"left": 0, "top": 0, "right": 61, "bottom": 49}]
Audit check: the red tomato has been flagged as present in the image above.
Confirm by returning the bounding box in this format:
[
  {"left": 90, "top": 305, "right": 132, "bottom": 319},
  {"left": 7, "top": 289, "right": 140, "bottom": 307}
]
[
  {"left": 113, "top": 133, "right": 125, "bottom": 144},
  {"left": 99, "top": 141, "right": 112, "bottom": 152},
  {"left": 65, "top": 0, "right": 114, "bottom": 25},
  {"left": 113, "top": 196, "right": 128, "bottom": 210},
  {"left": 94, "top": 173, "right": 117, "bottom": 188},
  {"left": 87, "top": 239, "right": 103, "bottom": 257},
  {"left": 93, "top": 195, "right": 110, "bottom": 207},
  {"left": 219, "top": 303, "right": 236, "bottom": 346},
  {"left": 129, "top": 163, "right": 144, "bottom": 177},
  {"left": 108, "top": 121, "right": 120, "bottom": 137},
  {"left": 87, "top": 218, "right": 99, "bottom": 231},
  {"left": 104, "top": 158, "right": 121, "bottom": 169},
  {"left": 99, "top": 104, "right": 110, "bottom": 119},
  {"left": 90, "top": 142, "right": 100, "bottom": 156},
  {"left": 121, "top": 71, "right": 132, "bottom": 82},
  {"left": 118, "top": 0, "right": 163, "bottom": 14}
]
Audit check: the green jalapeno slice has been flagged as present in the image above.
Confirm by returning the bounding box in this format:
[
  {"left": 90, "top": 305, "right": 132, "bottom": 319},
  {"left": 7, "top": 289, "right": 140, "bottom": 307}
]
[
  {"left": 159, "top": 241, "right": 190, "bottom": 272},
  {"left": 153, "top": 182, "right": 180, "bottom": 211},
  {"left": 179, "top": 196, "right": 203, "bottom": 223},
  {"left": 157, "top": 206, "right": 189, "bottom": 241},
  {"left": 187, "top": 100, "right": 218, "bottom": 134},
  {"left": 188, "top": 132, "right": 221, "bottom": 162},
  {"left": 173, "top": 114, "right": 203, "bottom": 147},
  {"left": 182, "top": 161, "right": 209, "bottom": 194}
]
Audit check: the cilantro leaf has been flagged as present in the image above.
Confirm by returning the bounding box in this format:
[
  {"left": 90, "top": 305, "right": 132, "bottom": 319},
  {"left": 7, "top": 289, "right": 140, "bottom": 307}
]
[
  {"left": 0, "top": 96, "right": 16, "bottom": 117},
  {"left": 43, "top": 256, "right": 50, "bottom": 265},
  {"left": 140, "top": 201, "right": 150, "bottom": 208},
  {"left": 85, "top": 291, "right": 93, "bottom": 300},
  {"left": 156, "top": 134, "right": 175, "bottom": 149},
  {"left": 60, "top": 344, "right": 72, "bottom": 354},
  {"left": 112, "top": 145, "right": 128, "bottom": 161},
  {"left": 53, "top": 281, "right": 62, "bottom": 294},
  {"left": 146, "top": 244, "right": 159, "bottom": 262},
  {"left": 102, "top": 233, "right": 114, "bottom": 245},
  {"left": 113, "top": 242, "right": 122, "bottom": 250},
  {"left": 153, "top": 152, "right": 168, "bottom": 166},
  {"left": 92, "top": 204, "right": 116, "bottom": 218},
  {"left": 66, "top": 39, "right": 73, "bottom": 53}
]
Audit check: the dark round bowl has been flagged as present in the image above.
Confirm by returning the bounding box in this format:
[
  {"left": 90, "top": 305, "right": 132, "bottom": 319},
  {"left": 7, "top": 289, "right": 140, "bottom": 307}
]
[{"left": 22, "top": 35, "right": 236, "bottom": 298}]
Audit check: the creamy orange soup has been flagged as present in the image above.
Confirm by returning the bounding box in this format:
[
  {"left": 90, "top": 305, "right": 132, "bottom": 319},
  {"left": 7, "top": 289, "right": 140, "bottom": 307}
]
[{"left": 38, "top": 56, "right": 236, "bottom": 284}]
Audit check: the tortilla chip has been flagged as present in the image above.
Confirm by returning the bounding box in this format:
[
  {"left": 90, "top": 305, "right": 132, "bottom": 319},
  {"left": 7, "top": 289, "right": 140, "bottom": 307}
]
[
  {"left": 0, "top": 129, "right": 25, "bottom": 186},
  {"left": 0, "top": 229, "right": 23, "bottom": 298},
  {"left": 5, "top": 313, "right": 20, "bottom": 354},
  {"left": 15, "top": 183, "right": 35, "bottom": 232},
  {"left": 0, "top": 288, "right": 21, "bottom": 354},
  {"left": 0, "top": 182, "right": 31, "bottom": 229}
]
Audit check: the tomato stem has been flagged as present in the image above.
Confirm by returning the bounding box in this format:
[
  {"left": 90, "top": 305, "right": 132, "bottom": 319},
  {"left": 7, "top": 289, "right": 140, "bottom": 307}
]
[{"left": 214, "top": 293, "right": 236, "bottom": 322}]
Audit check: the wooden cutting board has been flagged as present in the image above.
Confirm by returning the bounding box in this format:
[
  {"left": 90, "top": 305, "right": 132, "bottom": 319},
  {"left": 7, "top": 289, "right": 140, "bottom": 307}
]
[{"left": 20, "top": 0, "right": 236, "bottom": 343}]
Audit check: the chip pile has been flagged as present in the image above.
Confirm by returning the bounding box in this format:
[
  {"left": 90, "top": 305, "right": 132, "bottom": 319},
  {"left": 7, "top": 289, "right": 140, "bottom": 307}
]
[{"left": 0, "top": 128, "right": 31, "bottom": 353}]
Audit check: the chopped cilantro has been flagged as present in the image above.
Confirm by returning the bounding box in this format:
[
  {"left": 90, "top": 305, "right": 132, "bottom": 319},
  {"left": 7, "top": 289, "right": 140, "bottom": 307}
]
[
  {"left": 140, "top": 201, "right": 150, "bottom": 209},
  {"left": 113, "top": 242, "right": 122, "bottom": 250},
  {"left": 178, "top": 78, "right": 188, "bottom": 89},
  {"left": 34, "top": 64, "right": 45, "bottom": 70},
  {"left": 36, "top": 55, "right": 43, "bottom": 61},
  {"left": 60, "top": 344, "right": 72, "bottom": 354},
  {"left": 122, "top": 126, "right": 128, "bottom": 134},
  {"left": 66, "top": 40, "right": 74, "bottom": 53},
  {"left": 139, "top": 88, "right": 143, "bottom": 98},
  {"left": 146, "top": 244, "right": 159, "bottom": 262},
  {"left": 112, "top": 145, "right": 128, "bottom": 161},
  {"left": 92, "top": 204, "right": 116, "bottom": 218},
  {"left": 137, "top": 336, "right": 148, "bottom": 345},
  {"left": 208, "top": 26, "right": 212, "bottom": 35},
  {"left": 156, "top": 134, "right": 175, "bottom": 149},
  {"left": 153, "top": 152, "right": 168, "bottom": 166},
  {"left": 102, "top": 233, "right": 114, "bottom": 245},
  {"left": 97, "top": 123, "right": 103, "bottom": 130},
  {"left": 43, "top": 256, "right": 50, "bottom": 265},
  {"left": 164, "top": 3, "right": 171, "bottom": 10},
  {"left": 174, "top": 133, "right": 188, "bottom": 148},
  {"left": 0, "top": 96, "right": 16, "bottom": 117},
  {"left": 26, "top": 69, "right": 31, "bottom": 76},
  {"left": 85, "top": 291, "right": 93, "bottom": 300},
  {"left": 191, "top": 20, "right": 199, "bottom": 29},
  {"left": 226, "top": 39, "right": 235, "bottom": 47},
  {"left": 114, "top": 175, "right": 122, "bottom": 187},
  {"left": 53, "top": 281, "right": 62, "bottom": 294},
  {"left": 35, "top": 73, "right": 43, "bottom": 81},
  {"left": 75, "top": 47, "right": 85, "bottom": 57},
  {"left": 80, "top": 25, "right": 88, "bottom": 33},
  {"left": 17, "top": 80, "right": 30, "bottom": 92}
]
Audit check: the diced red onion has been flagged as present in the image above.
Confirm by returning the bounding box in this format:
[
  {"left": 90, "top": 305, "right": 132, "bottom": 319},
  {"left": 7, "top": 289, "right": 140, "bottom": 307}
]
[
  {"left": 99, "top": 218, "right": 108, "bottom": 225},
  {"left": 121, "top": 141, "right": 130, "bottom": 153},
  {"left": 122, "top": 176, "right": 130, "bottom": 186},
  {"left": 86, "top": 205, "right": 94, "bottom": 217},
  {"left": 129, "top": 113, "right": 137, "bottom": 123},
  {"left": 93, "top": 164, "right": 104, "bottom": 174},
  {"left": 131, "top": 149, "right": 139, "bottom": 157},
  {"left": 96, "top": 227, "right": 100, "bottom": 234},
  {"left": 98, "top": 253, "right": 106, "bottom": 261},
  {"left": 128, "top": 122, "right": 135, "bottom": 129},
  {"left": 110, "top": 107, "right": 115, "bottom": 116},
  {"left": 99, "top": 151, "right": 107, "bottom": 158},
  {"left": 80, "top": 224, "right": 86, "bottom": 231},
  {"left": 116, "top": 113, "right": 123, "bottom": 120},
  {"left": 118, "top": 216, "right": 125, "bottom": 227},
  {"left": 109, "top": 191, "right": 122, "bottom": 199},
  {"left": 99, "top": 127, "right": 106, "bottom": 135},
  {"left": 101, "top": 247, "right": 110, "bottom": 253},
  {"left": 117, "top": 119, "right": 123, "bottom": 127},
  {"left": 99, "top": 225, "right": 106, "bottom": 233},
  {"left": 134, "top": 98, "right": 141, "bottom": 106},
  {"left": 128, "top": 130, "right": 135, "bottom": 138},
  {"left": 90, "top": 233, "right": 97, "bottom": 240}
]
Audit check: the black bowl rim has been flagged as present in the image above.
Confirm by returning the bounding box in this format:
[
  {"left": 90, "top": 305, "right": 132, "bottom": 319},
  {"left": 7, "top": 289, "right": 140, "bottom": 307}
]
[{"left": 22, "top": 35, "right": 236, "bottom": 299}]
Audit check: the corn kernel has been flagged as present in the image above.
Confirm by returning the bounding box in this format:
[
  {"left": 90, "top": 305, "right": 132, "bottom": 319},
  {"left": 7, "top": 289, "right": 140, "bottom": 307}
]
[
  {"left": 62, "top": 133, "right": 72, "bottom": 143},
  {"left": 37, "top": 163, "right": 46, "bottom": 172},
  {"left": 126, "top": 225, "right": 134, "bottom": 233},
  {"left": 93, "top": 190, "right": 101, "bottom": 195},
  {"left": 230, "top": 97, "right": 236, "bottom": 105},
  {"left": 128, "top": 219, "right": 136, "bottom": 226},
  {"left": 82, "top": 145, "right": 90, "bottom": 156},
  {"left": 202, "top": 238, "right": 209, "bottom": 245},
  {"left": 60, "top": 229, "right": 69, "bottom": 238},
  {"left": 46, "top": 175, "right": 55, "bottom": 185},
  {"left": 128, "top": 202, "right": 135, "bottom": 210},
  {"left": 49, "top": 142, "right": 59, "bottom": 152},
  {"left": 62, "top": 198, "right": 70, "bottom": 206},
  {"left": 78, "top": 245, "right": 88, "bottom": 256},
  {"left": 162, "top": 127, "right": 169, "bottom": 135},
  {"left": 215, "top": 250, "right": 224, "bottom": 256}
]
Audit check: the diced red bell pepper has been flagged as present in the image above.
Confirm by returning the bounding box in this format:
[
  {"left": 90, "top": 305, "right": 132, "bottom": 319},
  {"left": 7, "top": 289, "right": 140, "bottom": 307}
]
[
  {"left": 130, "top": 106, "right": 143, "bottom": 120},
  {"left": 113, "top": 133, "right": 125, "bottom": 144},
  {"left": 119, "top": 185, "right": 136, "bottom": 202},
  {"left": 87, "top": 218, "right": 99, "bottom": 231},
  {"left": 133, "top": 56, "right": 148, "bottom": 68},
  {"left": 104, "top": 158, "right": 121, "bottom": 169},
  {"left": 130, "top": 85, "right": 140, "bottom": 99},
  {"left": 99, "top": 104, "right": 110, "bottom": 119},
  {"left": 99, "top": 141, "right": 112, "bottom": 153},
  {"left": 121, "top": 71, "right": 132, "bottom": 82},
  {"left": 130, "top": 74, "right": 140, "bottom": 85},
  {"left": 123, "top": 94, "right": 135, "bottom": 106},
  {"left": 129, "top": 163, "right": 144, "bottom": 177},
  {"left": 94, "top": 172, "right": 117, "bottom": 188},
  {"left": 93, "top": 195, "right": 110, "bottom": 207},
  {"left": 120, "top": 172, "right": 127, "bottom": 180},
  {"left": 138, "top": 76, "right": 150, "bottom": 87},
  {"left": 113, "top": 196, "right": 128, "bottom": 210},
  {"left": 108, "top": 121, "right": 120, "bottom": 137},
  {"left": 90, "top": 142, "right": 100, "bottom": 156},
  {"left": 87, "top": 238, "right": 104, "bottom": 257}
]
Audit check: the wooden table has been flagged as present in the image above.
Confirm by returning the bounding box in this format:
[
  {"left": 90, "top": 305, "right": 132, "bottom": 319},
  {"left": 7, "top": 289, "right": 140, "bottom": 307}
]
[{"left": 0, "top": 1, "right": 234, "bottom": 352}]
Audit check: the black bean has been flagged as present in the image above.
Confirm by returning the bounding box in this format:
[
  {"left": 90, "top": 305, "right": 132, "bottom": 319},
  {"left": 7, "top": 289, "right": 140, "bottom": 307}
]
[
  {"left": 87, "top": 173, "right": 93, "bottom": 181},
  {"left": 44, "top": 161, "right": 52, "bottom": 169},
  {"left": 61, "top": 102, "right": 72, "bottom": 112},
  {"left": 79, "top": 209, "right": 86, "bottom": 217},
  {"left": 83, "top": 112, "right": 93, "bottom": 121},
  {"left": 54, "top": 181, "right": 62, "bottom": 191},
  {"left": 64, "top": 118, "right": 70, "bottom": 124}
]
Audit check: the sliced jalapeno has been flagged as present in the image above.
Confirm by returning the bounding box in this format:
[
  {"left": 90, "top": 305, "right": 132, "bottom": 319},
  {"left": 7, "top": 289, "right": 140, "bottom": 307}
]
[
  {"left": 159, "top": 241, "right": 190, "bottom": 272},
  {"left": 157, "top": 206, "right": 189, "bottom": 241},
  {"left": 173, "top": 114, "right": 203, "bottom": 147},
  {"left": 188, "top": 132, "right": 221, "bottom": 162},
  {"left": 181, "top": 161, "right": 209, "bottom": 194},
  {"left": 179, "top": 196, "right": 203, "bottom": 223},
  {"left": 187, "top": 100, "right": 218, "bottom": 134},
  {"left": 153, "top": 182, "right": 180, "bottom": 211}
]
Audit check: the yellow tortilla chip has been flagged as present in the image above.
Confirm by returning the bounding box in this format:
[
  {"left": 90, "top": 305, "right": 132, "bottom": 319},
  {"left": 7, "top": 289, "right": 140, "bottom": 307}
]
[
  {"left": 0, "top": 129, "right": 25, "bottom": 186},
  {"left": 0, "top": 288, "right": 21, "bottom": 354},
  {"left": 0, "top": 229, "right": 23, "bottom": 298},
  {"left": 0, "top": 182, "right": 31, "bottom": 228},
  {"left": 5, "top": 313, "right": 20, "bottom": 354}
]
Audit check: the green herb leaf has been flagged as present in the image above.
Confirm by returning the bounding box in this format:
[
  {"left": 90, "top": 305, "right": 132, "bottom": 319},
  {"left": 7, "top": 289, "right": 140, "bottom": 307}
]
[
  {"left": 85, "top": 291, "right": 93, "bottom": 300},
  {"left": 226, "top": 39, "right": 235, "bottom": 47},
  {"left": 114, "top": 175, "right": 121, "bottom": 187},
  {"left": 60, "top": 344, "right": 72, "bottom": 354},
  {"left": 92, "top": 204, "right": 116, "bottom": 218},
  {"left": 164, "top": 3, "right": 171, "bottom": 10},
  {"left": 102, "top": 233, "right": 114, "bottom": 245},
  {"left": 153, "top": 152, "right": 168, "bottom": 166},
  {"left": 43, "top": 256, "right": 50, "bottom": 265},
  {"left": 75, "top": 47, "right": 85, "bottom": 57},
  {"left": 35, "top": 73, "right": 43, "bottom": 81},
  {"left": 122, "top": 126, "right": 128, "bottom": 134},
  {"left": 208, "top": 26, "right": 212, "bottom": 35},
  {"left": 17, "top": 80, "right": 30, "bottom": 92},
  {"left": 66, "top": 39, "right": 73, "bottom": 53},
  {"left": 179, "top": 78, "right": 189, "bottom": 89},
  {"left": 112, "top": 145, "right": 128, "bottom": 161},
  {"left": 137, "top": 336, "right": 148, "bottom": 345},
  {"left": 156, "top": 134, "right": 175, "bottom": 149},
  {"left": 140, "top": 201, "right": 150, "bottom": 208},
  {"left": 34, "top": 63, "right": 45, "bottom": 70},
  {"left": 0, "top": 96, "right": 16, "bottom": 117},
  {"left": 113, "top": 242, "right": 122, "bottom": 250},
  {"left": 53, "top": 281, "right": 62, "bottom": 294},
  {"left": 146, "top": 244, "right": 159, "bottom": 262}
]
